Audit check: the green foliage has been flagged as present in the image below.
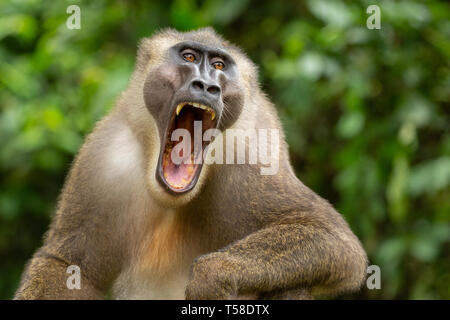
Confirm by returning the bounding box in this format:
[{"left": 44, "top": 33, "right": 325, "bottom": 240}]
[{"left": 0, "top": 0, "right": 449, "bottom": 299}]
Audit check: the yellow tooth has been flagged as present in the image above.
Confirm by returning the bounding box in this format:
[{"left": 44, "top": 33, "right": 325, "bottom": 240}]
[
  {"left": 181, "top": 178, "right": 189, "bottom": 184},
  {"left": 176, "top": 103, "right": 185, "bottom": 116},
  {"left": 179, "top": 102, "right": 216, "bottom": 120}
]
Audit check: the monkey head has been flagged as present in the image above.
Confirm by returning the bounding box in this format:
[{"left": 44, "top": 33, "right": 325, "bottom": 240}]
[{"left": 138, "top": 29, "right": 247, "bottom": 199}]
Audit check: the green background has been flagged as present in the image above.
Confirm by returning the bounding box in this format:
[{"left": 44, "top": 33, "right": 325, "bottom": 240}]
[{"left": 0, "top": 0, "right": 449, "bottom": 299}]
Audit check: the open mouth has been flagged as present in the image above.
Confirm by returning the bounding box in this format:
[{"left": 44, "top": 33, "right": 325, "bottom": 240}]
[{"left": 158, "top": 102, "right": 218, "bottom": 193}]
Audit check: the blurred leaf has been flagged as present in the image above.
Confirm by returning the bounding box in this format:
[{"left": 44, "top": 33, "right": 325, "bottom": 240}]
[
  {"left": 307, "top": 0, "right": 355, "bottom": 28},
  {"left": 387, "top": 155, "right": 409, "bottom": 223},
  {"left": 0, "top": 14, "right": 37, "bottom": 41},
  {"left": 408, "top": 157, "right": 450, "bottom": 196},
  {"left": 337, "top": 111, "right": 365, "bottom": 138}
]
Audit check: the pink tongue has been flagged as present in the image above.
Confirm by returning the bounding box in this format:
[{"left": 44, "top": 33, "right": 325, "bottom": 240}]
[{"left": 164, "top": 161, "right": 195, "bottom": 188}]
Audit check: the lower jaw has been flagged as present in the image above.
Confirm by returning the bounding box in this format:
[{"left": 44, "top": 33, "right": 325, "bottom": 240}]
[
  {"left": 149, "top": 162, "right": 204, "bottom": 207},
  {"left": 156, "top": 151, "right": 204, "bottom": 194}
]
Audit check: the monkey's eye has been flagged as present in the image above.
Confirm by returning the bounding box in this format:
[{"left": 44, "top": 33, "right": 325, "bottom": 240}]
[
  {"left": 182, "top": 52, "right": 196, "bottom": 62},
  {"left": 212, "top": 61, "right": 225, "bottom": 70}
]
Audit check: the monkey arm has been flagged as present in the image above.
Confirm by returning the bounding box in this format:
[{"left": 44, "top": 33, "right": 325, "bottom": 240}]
[
  {"left": 14, "top": 220, "right": 121, "bottom": 300},
  {"left": 14, "top": 251, "right": 104, "bottom": 299},
  {"left": 185, "top": 219, "right": 367, "bottom": 299},
  {"left": 15, "top": 118, "right": 127, "bottom": 300},
  {"left": 14, "top": 202, "right": 120, "bottom": 300}
]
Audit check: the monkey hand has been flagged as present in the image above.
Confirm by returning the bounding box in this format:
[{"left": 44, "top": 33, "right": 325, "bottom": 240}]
[{"left": 185, "top": 253, "right": 240, "bottom": 300}]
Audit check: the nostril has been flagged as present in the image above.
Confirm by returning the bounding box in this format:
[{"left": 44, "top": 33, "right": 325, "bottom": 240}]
[
  {"left": 192, "top": 81, "right": 204, "bottom": 91},
  {"left": 191, "top": 80, "right": 220, "bottom": 95},
  {"left": 207, "top": 85, "right": 220, "bottom": 95}
]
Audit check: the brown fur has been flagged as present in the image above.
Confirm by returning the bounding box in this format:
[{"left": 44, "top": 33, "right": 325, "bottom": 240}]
[{"left": 139, "top": 213, "right": 184, "bottom": 275}]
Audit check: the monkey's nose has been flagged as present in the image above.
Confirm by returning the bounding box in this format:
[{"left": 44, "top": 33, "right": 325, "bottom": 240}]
[{"left": 189, "top": 79, "right": 221, "bottom": 97}]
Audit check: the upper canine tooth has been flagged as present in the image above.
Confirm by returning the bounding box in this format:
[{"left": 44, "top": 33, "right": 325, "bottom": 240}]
[
  {"left": 211, "top": 111, "right": 216, "bottom": 120},
  {"left": 176, "top": 103, "right": 185, "bottom": 116}
]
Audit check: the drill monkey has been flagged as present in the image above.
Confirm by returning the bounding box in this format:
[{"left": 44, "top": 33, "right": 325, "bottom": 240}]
[{"left": 15, "top": 28, "right": 367, "bottom": 300}]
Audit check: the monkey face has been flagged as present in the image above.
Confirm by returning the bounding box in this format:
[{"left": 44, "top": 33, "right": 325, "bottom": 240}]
[{"left": 143, "top": 41, "right": 244, "bottom": 194}]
